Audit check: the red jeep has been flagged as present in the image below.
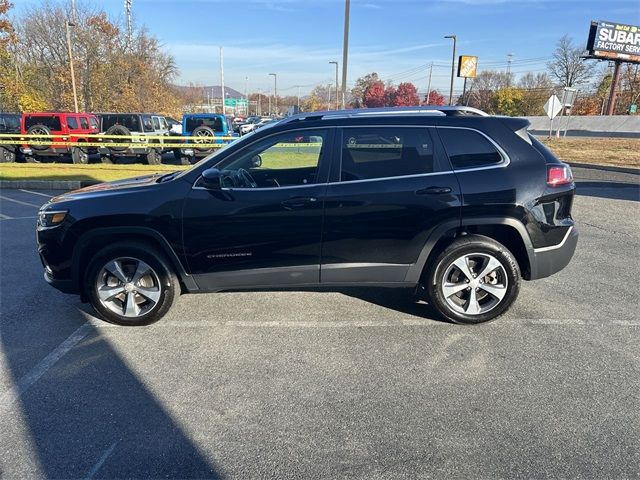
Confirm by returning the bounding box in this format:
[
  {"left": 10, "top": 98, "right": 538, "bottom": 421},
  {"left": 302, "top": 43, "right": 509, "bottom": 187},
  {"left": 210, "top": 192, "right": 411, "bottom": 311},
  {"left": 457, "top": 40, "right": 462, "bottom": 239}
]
[{"left": 21, "top": 112, "right": 100, "bottom": 163}]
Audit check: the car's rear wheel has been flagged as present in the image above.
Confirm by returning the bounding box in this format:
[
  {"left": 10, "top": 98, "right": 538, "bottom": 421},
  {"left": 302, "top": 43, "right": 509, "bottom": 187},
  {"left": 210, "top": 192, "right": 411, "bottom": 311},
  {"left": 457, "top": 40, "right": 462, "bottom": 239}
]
[
  {"left": 424, "top": 235, "right": 520, "bottom": 324},
  {"left": 0, "top": 147, "right": 15, "bottom": 163},
  {"left": 85, "top": 243, "right": 178, "bottom": 326}
]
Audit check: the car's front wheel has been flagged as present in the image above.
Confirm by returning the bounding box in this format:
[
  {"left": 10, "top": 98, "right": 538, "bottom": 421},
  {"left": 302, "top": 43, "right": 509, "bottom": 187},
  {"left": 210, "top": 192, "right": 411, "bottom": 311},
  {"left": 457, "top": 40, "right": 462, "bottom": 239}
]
[
  {"left": 424, "top": 235, "right": 521, "bottom": 324},
  {"left": 85, "top": 242, "right": 179, "bottom": 326}
]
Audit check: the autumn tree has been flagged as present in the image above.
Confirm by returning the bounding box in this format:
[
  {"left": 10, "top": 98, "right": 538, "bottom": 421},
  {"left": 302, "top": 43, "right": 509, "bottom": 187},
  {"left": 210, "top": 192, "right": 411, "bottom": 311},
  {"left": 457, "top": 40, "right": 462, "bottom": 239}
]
[
  {"left": 383, "top": 85, "right": 397, "bottom": 106},
  {"left": 492, "top": 88, "right": 525, "bottom": 116},
  {"left": 363, "top": 81, "right": 385, "bottom": 108},
  {"left": 466, "top": 70, "right": 512, "bottom": 113},
  {"left": 393, "top": 82, "right": 420, "bottom": 106},
  {"left": 351, "top": 72, "right": 380, "bottom": 108},
  {"left": 423, "top": 90, "right": 445, "bottom": 106},
  {"left": 547, "top": 35, "right": 595, "bottom": 87},
  {"left": 518, "top": 72, "right": 554, "bottom": 115}
]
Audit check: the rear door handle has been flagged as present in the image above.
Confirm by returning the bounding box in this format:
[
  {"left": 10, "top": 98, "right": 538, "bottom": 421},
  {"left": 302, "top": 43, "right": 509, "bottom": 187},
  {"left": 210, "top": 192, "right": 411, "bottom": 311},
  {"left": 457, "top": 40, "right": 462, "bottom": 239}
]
[
  {"left": 281, "top": 197, "right": 318, "bottom": 209},
  {"left": 415, "top": 186, "right": 452, "bottom": 195}
]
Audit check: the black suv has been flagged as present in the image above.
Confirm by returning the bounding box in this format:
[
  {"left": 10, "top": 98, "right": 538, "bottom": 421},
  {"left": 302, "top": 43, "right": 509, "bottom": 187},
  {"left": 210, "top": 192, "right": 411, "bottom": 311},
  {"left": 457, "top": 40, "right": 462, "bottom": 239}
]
[
  {"left": 0, "top": 112, "right": 21, "bottom": 163},
  {"left": 37, "top": 107, "right": 578, "bottom": 326}
]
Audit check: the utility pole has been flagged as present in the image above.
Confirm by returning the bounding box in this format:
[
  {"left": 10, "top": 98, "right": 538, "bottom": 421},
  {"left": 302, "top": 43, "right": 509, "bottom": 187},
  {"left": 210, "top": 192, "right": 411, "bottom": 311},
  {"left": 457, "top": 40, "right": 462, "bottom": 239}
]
[
  {"left": 268, "top": 89, "right": 272, "bottom": 116},
  {"left": 444, "top": 35, "right": 457, "bottom": 105},
  {"left": 219, "top": 47, "right": 225, "bottom": 115},
  {"left": 329, "top": 61, "right": 339, "bottom": 110},
  {"left": 506, "top": 53, "right": 513, "bottom": 86},
  {"left": 124, "top": 0, "right": 133, "bottom": 50},
  {"left": 269, "top": 73, "right": 277, "bottom": 115},
  {"left": 426, "top": 62, "right": 433, "bottom": 105},
  {"left": 258, "top": 88, "right": 262, "bottom": 115},
  {"left": 340, "top": 0, "right": 350, "bottom": 109},
  {"left": 65, "top": 20, "right": 79, "bottom": 112},
  {"left": 244, "top": 76, "right": 248, "bottom": 116},
  {"left": 295, "top": 85, "right": 301, "bottom": 111},
  {"left": 328, "top": 83, "right": 332, "bottom": 110}
]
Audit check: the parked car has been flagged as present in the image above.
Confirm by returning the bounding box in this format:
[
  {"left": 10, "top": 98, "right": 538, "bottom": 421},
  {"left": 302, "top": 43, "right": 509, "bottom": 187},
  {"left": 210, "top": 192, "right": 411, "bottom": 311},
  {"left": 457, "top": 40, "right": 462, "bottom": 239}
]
[
  {"left": 95, "top": 113, "right": 170, "bottom": 165},
  {"left": 20, "top": 112, "right": 100, "bottom": 164},
  {"left": 165, "top": 116, "right": 182, "bottom": 135},
  {"left": 37, "top": 106, "right": 578, "bottom": 326},
  {"left": 0, "top": 112, "right": 22, "bottom": 163},
  {"left": 173, "top": 113, "right": 239, "bottom": 164},
  {"left": 238, "top": 115, "right": 264, "bottom": 135}
]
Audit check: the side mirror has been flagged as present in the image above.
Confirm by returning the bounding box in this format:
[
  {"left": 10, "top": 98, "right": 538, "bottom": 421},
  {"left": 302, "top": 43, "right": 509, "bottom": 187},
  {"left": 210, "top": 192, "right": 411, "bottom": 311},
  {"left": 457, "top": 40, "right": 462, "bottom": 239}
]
[
  {"left": 251, "top": 154, "right": 262, "bottom": 168},
  {"left": 201, "top": 168, "right": 222, "bottom": 189}
]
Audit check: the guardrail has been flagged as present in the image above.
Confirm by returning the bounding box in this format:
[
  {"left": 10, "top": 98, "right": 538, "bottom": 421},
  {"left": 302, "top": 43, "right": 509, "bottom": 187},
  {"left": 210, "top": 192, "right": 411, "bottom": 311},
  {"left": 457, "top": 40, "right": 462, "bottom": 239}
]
[{"left": 0, "top": 134, "right": 238, "bottom": 149}]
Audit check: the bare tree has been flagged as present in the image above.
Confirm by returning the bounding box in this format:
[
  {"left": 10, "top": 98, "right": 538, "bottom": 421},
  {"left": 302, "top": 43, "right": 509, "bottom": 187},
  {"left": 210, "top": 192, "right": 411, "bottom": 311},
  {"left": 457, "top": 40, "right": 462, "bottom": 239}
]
[{"left": 547, "top": 35, "right": 595, "bottom": 87}]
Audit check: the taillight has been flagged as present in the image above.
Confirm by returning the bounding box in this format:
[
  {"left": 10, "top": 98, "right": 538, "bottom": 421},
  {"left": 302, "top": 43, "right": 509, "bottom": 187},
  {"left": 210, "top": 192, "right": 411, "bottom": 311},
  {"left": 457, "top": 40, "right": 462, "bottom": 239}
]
[{"left": 547, "top": 164, "right": 573, "bottom": 186}]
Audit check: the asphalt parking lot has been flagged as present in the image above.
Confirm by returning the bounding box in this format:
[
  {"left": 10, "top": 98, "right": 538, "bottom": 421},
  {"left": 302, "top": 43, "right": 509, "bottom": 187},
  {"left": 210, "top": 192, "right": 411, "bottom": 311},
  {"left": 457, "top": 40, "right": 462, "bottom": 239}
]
[{"left": 1, "top": 165, "right": 639, "bottom": 479}]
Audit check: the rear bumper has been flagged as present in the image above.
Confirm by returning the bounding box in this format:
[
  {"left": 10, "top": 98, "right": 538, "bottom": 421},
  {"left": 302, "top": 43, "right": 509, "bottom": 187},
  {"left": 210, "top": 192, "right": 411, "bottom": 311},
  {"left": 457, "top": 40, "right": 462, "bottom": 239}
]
[{"left": 529, "top": 226, "right": 578, "bottom": 280}]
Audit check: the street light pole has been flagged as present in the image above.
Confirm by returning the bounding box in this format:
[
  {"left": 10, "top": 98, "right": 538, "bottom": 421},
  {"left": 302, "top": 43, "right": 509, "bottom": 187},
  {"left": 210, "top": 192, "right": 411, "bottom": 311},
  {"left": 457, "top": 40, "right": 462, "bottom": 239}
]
[
  {"left": 219, "top": 47, "right": 225, "bottom": 115},
  {"left": 329, "top": 61, "right": 339, "bottom": 110},
  {"left": 269, "top": 73, "right": 277, "bottom": 115},
  {"left": 340, "top": 0, "right": 350, "bottom": 109},
  {"left": 65, "top": 20, "right": 79, "bottom": 113},
  {"left": 444, "top": 34, "right": 457, "bottom": 106}
]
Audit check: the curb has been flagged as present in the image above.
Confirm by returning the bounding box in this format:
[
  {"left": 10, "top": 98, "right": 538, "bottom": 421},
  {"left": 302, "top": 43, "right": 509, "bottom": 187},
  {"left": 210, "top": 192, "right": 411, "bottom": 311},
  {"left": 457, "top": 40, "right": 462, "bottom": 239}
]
[
  {"left": 566, "top": 162, "right": 639, "bottom": 175},
  {"left": 0, "top": 180, "right": 99, "bottom": 190}
]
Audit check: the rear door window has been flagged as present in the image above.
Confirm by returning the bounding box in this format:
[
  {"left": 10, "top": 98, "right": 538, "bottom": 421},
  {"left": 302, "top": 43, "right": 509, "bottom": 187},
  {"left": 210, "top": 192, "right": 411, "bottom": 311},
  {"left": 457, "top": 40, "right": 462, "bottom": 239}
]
[
  {"left": 66, "top": 116, "right": 79, "bottom": 130},
  {"left": 79, "top": 117, "right": 89, "bottom": 129},
  {"left": 339, "top": 127, "right": 444, "bottom": 182},
  {"left": 438, "top": 128, "right": 503, "bottom": 169},
  {"left": 141, "top": 115, "right": 154, "bottom": 132}
]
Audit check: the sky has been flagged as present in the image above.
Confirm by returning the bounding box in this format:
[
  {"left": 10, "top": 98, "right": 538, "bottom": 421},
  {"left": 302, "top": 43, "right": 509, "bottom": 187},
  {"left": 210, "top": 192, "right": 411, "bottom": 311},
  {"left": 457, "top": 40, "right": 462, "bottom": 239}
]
[{"left": 15, "top": 0, "right": 640, "bottom": 97}]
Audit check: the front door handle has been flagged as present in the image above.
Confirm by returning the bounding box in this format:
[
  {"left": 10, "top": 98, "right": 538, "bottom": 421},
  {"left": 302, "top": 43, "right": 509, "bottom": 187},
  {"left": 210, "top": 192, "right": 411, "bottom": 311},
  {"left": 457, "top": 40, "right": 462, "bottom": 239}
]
[
  {"left": 415, "top": 186, "right": 452, "bottom": 195},
  {"left": 281, "top": 197, "right": 318, "bottom": 209}
]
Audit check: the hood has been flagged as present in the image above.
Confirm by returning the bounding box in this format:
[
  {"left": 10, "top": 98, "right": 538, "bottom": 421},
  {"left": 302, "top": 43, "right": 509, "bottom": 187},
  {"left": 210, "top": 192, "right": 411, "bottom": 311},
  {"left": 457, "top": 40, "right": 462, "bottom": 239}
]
[{"left": 47, "top": 173, "right": 166, "bottom": 205}]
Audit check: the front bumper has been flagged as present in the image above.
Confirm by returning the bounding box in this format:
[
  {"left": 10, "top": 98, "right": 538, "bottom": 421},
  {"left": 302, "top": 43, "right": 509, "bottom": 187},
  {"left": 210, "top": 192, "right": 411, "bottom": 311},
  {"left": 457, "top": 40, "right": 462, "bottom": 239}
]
[
  {"left": 529, "top": 226, "right": 578, "bottom": 280},
  {"left": 44, "top": 268, "right": 77, "bottom": 294}
]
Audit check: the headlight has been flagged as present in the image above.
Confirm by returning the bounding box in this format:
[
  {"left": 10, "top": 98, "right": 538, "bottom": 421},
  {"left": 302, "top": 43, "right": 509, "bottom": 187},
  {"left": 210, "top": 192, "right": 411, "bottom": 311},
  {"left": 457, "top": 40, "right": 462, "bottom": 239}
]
[{"left": 38, "top": 210, "right": 68, "bottom": 228}]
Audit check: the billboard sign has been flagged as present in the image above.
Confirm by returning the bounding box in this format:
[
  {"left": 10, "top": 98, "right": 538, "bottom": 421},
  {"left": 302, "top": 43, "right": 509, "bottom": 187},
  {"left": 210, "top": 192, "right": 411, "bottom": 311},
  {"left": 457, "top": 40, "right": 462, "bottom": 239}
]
[
  {"left": 457, "top": 55, "right": 478, "bottom": 78},
  {"left": 587, "top": 20, "right": 640, "bottom": 63}
]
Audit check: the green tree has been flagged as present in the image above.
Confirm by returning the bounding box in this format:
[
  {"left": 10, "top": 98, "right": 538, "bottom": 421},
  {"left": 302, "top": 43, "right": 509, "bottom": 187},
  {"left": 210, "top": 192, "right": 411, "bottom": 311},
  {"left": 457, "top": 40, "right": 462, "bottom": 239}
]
[{"left": 493, "top": 88, "right": 525, "bottom": 116}]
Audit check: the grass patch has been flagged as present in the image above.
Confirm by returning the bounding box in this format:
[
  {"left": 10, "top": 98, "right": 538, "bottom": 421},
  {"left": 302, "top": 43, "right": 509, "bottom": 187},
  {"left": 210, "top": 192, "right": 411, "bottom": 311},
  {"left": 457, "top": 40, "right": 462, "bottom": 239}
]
[
  {"left": 540, "top": 137, "right": 640, "bottom": 168},
  {"left": 0, "top": 163, "right": 185, "bottom": 183}
]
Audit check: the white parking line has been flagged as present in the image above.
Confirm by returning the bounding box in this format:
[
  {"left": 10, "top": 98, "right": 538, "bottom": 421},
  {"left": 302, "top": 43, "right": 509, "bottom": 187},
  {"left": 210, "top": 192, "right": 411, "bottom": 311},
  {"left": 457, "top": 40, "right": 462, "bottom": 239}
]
[
  {"left": 0, "top": 216, "right": 36, "bottom": 221},
  {"left": 19, "top": 189, "right": 52, "bottom": 198},
  {"left": 0, "top": 195, "right": 41, "bottom": 208},
  {"left": 84, "top": 441, "right": 118, "bottom": 480},
  {"left": 0, "top": 213, "right": 11, "bottom": 219},
  {"left": 0, "top": 322, "right": 91, "bottom": 411}
]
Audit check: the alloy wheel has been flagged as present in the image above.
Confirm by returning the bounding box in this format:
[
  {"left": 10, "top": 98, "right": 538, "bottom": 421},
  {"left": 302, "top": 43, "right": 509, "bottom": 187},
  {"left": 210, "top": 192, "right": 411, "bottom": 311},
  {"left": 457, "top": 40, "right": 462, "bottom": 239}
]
[
  {"left": 95, "top": 257, "right": 162, "bottom": 318},
  {"left": 441, "top": 252, "right": 508, "bottom": 316}
]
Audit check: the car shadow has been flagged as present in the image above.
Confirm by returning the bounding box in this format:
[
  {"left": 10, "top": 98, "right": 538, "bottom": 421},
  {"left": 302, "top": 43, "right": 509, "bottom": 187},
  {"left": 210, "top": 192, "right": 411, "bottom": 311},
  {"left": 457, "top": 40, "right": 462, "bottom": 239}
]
[
  {"left": 1, "top": 303, "right": 220, "bottom": 478},
  {"left": 576, "top": 181, "right": 640, "bottom": 202}
]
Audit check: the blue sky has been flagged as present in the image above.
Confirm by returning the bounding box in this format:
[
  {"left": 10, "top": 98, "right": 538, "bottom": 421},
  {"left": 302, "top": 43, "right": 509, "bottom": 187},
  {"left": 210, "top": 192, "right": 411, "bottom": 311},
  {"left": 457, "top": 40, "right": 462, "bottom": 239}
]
[{"left": 16, "top": 0, "right": 640, "bottom": 96}]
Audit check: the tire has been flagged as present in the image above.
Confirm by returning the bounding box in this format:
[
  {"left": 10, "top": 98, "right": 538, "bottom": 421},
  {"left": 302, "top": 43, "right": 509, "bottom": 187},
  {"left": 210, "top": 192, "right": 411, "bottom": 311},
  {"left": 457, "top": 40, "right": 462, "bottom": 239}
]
[
  {"left": 85, "top": 242, "right": 179, "bottom": 326},
  {"left": 0, "top": 147, "right": 16, "bottom": 163},
  {"left": 100, "top": 155, "right": 113, "bottom": 164},
  {"left": 146, "top": 148, "right": 161, "bottom": 165},
  {"left": 104, "top": 124, "right": 131, "bottom": 153},
  {"left": 424, "top": 235, "right": 521, "bottom": 324},
  {"left": 27, "top": 124, "right": 52, "bottom": 151},
  {"left": 71, "top": 146, "right": 89, "bottom": 164},
  {"left": 191, "top": 125, "right": 215, "bottom": 153}
]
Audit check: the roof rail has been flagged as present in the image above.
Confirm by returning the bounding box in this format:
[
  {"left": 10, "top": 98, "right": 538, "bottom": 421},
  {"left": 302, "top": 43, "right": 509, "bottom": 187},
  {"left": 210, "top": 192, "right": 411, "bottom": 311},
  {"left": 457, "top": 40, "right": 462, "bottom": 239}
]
[{"left": 279, "top": 106, "right": 489, "bottom": 125}]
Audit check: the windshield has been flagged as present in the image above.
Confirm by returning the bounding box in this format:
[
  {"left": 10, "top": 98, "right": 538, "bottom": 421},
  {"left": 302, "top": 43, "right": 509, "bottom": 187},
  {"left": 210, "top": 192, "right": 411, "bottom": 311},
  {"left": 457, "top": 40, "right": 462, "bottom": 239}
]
[{"left": 173, "top": 139, "right": 241, "bottom": 180}]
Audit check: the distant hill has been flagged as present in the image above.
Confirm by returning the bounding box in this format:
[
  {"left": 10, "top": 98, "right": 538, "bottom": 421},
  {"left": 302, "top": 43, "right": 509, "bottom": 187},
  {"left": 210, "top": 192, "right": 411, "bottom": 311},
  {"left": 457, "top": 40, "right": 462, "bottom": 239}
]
[{"left": 172, "top": 85, "right": 244, "bottom": 99}]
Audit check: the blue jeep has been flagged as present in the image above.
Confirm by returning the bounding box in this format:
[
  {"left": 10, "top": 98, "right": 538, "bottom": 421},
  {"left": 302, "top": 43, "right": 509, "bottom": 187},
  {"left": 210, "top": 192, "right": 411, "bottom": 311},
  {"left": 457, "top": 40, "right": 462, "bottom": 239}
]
[{"left": 173, "top": 113, "right": 239, "bottom": 164}]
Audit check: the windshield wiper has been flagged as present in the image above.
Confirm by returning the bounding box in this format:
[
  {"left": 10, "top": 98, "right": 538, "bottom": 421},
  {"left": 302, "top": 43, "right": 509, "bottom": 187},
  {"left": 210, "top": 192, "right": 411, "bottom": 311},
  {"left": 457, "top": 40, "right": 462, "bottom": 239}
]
[{"left": 156, "top": 171, "right": 179, "bottom": 183}]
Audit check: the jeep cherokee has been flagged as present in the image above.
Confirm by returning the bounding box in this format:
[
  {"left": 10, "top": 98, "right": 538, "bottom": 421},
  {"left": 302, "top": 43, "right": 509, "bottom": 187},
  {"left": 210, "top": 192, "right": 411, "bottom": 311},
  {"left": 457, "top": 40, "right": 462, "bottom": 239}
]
[{"left": 37, "top": 106, "right": 578, "bottom": 326}]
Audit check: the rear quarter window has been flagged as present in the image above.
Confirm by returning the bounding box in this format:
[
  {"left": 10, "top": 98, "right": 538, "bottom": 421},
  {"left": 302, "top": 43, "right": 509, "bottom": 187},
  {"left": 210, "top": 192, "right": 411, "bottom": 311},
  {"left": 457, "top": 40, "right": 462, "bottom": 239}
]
[{"left": 438, "top": 128, "right": 503, "bottom": 169}]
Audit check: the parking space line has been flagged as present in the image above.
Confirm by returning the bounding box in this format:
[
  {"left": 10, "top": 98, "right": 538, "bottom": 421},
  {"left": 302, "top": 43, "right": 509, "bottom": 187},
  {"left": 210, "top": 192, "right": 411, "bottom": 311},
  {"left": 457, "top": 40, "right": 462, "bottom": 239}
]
[
  {"left": 0, "top": 213, "right": 11, "bottom": 219},
  {"left": 0, "top": 195, "right": 41, "bottom": 208},
  {"left": 18, "top": 189, "right": 52, "bottom": 198},
  {"left": 0, "top": 216, "right": 36, "bottom": 221},
  {"left": 84, "top": 441, "right": 118, "bottom": 480},
  {"left": 0, "top": 322, "right": 91, "bottom": 411}
]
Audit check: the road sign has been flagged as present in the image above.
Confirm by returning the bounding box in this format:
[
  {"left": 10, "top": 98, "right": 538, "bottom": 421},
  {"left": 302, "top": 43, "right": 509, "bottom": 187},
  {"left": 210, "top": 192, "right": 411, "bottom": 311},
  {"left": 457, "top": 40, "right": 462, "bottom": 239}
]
[{"left": 544, "top": 95, "right": 562, "bottom": 119}]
